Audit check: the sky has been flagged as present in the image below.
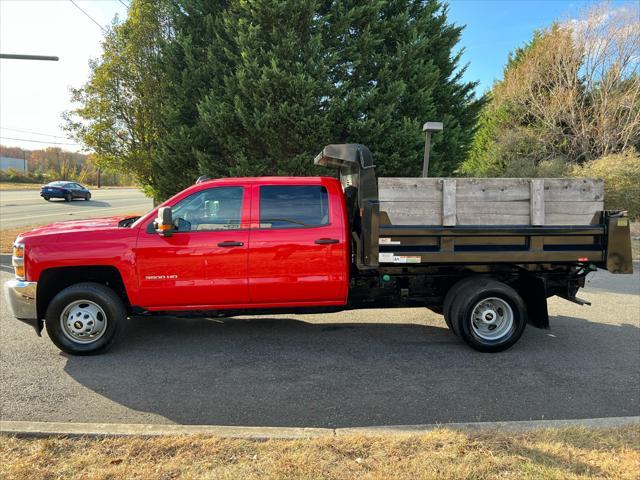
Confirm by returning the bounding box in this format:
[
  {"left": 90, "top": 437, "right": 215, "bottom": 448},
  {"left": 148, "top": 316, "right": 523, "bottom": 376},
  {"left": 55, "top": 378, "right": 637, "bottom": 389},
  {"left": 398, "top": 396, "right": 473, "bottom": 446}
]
[{"left": 0, "top": 0, "right": 637, "bottom": 152}]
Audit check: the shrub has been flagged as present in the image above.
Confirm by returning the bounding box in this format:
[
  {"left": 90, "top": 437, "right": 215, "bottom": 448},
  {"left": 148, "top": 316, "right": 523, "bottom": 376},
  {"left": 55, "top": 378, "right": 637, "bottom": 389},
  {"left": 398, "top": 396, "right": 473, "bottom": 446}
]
[
  {"left": 571, "top": 149, "right": 640, "bottom": 220},
  {"left": 0, "top": 168, "right": 47, "bottom": 184}
]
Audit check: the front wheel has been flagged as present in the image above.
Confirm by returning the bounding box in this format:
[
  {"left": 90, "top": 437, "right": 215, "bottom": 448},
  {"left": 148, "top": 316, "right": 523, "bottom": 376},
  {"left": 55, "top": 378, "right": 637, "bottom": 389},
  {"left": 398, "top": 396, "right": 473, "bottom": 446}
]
[
  {"left": 43, "top": 197, "right": 50, "bottom": 201},
  {"left": 45, "top": 282, "right": 127, "bottom": 355},
  {"left": 85, "top": 193, "right": 91, "bottom": 201},
  {"left": 449, "top": 279, "right": 526, "bottom": 352}
]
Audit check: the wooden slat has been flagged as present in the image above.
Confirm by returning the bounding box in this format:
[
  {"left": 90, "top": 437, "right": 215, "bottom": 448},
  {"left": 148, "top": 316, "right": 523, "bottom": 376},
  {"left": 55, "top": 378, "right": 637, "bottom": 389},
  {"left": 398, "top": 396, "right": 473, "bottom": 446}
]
[
  {"left": 457, "top": 201, "right": 530, "bottom": 215},
  {"left": 545, "top": 213, "right": 599, "bottom": 225},
  {"left": 543, "top": 179, "right": 604, "bottom": 202},
  {"left": 456, "top": 178, "right": 531, "bottom": 202},
  {"left": 378, "top": 178, "right": 442, "bottom": 201},
  {"left": 379, "top": 201, "right": 441, "bottom": 225},
  {"left": 458, "top": 198, "right": 530, "bottom": 224},
  {"left": 545, "top": 201, "right": 604, "bottom": 215},
  {"left": 442, "top": 179, "right": 457, "bottom": 226},
  {"left": 530, "top": 179, "right": 545, "bottom": 226}
]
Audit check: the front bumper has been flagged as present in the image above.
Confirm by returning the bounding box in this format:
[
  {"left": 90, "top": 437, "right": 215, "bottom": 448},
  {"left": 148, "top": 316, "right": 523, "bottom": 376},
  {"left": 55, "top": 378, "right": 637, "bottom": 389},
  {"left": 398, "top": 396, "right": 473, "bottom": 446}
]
[{"left": 4, "top": 280, "right": 41, "bottom": 335}]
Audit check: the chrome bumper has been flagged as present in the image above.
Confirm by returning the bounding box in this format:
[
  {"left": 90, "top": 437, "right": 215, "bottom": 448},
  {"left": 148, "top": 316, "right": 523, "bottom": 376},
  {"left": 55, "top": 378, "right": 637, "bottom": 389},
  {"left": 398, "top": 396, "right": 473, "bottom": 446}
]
[{"left": 5, "top": 279, "right": 37, "bottom": 320}]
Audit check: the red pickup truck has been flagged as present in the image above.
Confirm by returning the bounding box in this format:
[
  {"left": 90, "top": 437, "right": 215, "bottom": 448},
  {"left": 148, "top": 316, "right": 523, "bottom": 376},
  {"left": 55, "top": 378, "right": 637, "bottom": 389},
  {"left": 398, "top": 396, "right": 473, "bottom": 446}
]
[{"left": 6, "top": 144, "right": 633, "bottom": 355}]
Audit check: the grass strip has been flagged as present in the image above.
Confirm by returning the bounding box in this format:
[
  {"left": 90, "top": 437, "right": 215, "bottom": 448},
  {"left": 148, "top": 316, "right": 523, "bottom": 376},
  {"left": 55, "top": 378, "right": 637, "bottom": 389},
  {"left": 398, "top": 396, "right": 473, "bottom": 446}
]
[{"left": 1, "top": 425, "right": 638, "bottom": 479}]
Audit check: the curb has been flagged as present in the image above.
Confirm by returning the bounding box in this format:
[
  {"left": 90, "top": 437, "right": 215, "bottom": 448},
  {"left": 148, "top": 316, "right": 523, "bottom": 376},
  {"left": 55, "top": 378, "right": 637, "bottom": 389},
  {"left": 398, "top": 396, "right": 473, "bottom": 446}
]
[{"left": 1, "top": 416, "right": 638, "bottom": 440}]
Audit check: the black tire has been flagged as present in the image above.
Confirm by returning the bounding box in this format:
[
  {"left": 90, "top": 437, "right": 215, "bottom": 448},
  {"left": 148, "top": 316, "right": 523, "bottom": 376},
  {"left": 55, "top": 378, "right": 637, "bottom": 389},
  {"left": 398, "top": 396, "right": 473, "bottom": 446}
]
[
  {"left": 64, "top": 193, "right": 72, "bottom": 202},
  {"left": 45, "top": 282, "right": 127, "bottom": 355},
  {"left": 442, "top": 276, "right": 479, "bottom": 335},
  {"left": 85, "top": 193, "right": 91, "bottom": 201},
  {"left": 44, "top": 197, "right": 50, "bottom": 201},
  {"left": 449, "top": 279, "right": 526, "bottom": 353}
]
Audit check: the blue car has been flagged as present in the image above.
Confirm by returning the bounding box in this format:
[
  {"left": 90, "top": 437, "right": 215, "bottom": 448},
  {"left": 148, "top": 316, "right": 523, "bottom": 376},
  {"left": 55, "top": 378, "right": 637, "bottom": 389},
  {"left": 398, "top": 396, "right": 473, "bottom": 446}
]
[{"left": 41, "top": 181, "right": 92, "bottom": 202}]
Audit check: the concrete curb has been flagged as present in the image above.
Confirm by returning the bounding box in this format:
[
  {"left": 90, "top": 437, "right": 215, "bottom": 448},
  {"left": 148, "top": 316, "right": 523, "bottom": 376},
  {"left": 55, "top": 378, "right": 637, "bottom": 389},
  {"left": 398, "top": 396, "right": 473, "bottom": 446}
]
[{"left": 1, "top": 417, "right": 638, "bottom": 440}]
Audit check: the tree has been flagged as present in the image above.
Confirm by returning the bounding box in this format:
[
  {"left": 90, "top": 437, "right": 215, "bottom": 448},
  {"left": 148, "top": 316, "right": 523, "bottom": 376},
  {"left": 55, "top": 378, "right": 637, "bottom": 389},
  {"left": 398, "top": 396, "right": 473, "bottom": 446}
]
[
  {"left": 460, "top": 3, "right": 640, "bottom": 177},
  {"left": 64, "top": 0, "right": 170, "bottom": 198},
  {"left": 325, "top": 0, "right": 481, "bottom": 177},
  {"left": 153, "top": 0, "right": 481, "bottom": 199},
  {"left": 72, "top": 0, "right": 481, "bottom": 200}
]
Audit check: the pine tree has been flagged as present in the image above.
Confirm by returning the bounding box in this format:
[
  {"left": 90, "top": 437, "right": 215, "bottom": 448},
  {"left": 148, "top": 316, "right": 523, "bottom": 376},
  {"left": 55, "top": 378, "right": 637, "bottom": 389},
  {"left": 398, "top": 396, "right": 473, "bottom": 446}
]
[
  {"left": 324, "top": 0, "right": 481, "bottom": 176},
  {"left": 152, "top": 0, "right": 483, "bottom": 199}
]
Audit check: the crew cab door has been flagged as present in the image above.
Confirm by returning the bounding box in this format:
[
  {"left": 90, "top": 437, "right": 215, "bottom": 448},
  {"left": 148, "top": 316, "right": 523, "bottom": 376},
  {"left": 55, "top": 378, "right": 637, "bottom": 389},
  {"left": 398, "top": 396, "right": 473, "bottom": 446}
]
[
  {"left": 248, "top": 181, "right": 349, "bottom": 305},
  {"left": 135, "top": 186, "right": 250, "bottom": 308}
]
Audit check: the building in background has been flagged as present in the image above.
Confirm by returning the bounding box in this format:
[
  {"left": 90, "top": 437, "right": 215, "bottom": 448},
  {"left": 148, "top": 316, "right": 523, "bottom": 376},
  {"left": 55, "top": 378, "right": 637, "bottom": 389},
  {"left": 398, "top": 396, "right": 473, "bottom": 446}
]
[{"left": 0, "top": 156, "right": 27, "bottom": 172}]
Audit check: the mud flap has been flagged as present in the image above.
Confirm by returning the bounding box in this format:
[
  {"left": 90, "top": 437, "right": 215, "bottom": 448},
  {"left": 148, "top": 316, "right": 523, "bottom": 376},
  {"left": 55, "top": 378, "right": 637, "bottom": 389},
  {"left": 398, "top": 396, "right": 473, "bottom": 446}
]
[{"left": 519, "top": 275, "right": 549, "bottom": 329}]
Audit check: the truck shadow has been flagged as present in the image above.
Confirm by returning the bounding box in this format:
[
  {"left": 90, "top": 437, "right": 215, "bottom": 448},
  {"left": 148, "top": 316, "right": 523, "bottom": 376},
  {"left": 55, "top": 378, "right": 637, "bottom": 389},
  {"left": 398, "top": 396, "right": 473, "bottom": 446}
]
[
  {"left": 63, "top": 199, "right": 111, "bottom": 207},
  {"left": 61, "top": 314, "right": 640, "bottom": 428}
]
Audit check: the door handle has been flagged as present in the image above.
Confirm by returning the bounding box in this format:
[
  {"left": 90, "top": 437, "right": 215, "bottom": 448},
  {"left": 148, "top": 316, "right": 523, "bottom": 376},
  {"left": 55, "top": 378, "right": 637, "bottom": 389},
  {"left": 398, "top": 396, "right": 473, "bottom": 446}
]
[
  {"left": 314, "top": 238, "right": 339, "bottom": 245},
  {"left": 217, "top": 241, "right": 244, "bottom": 247}
]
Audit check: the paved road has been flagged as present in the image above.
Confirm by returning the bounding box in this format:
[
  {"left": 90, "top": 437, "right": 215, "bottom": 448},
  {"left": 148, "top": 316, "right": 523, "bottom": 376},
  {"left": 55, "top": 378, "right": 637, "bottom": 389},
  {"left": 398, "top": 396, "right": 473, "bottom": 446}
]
[
  {"left": 0, "top": 266, "right": 638, "bottom": 428},
  {"left": 0, "top": 188, "right": 152, "bottom": 229}
]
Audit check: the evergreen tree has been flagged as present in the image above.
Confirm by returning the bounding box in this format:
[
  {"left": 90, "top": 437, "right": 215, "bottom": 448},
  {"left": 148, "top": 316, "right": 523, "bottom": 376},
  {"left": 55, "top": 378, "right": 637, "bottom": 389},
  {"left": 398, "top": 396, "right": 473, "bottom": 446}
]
[
  {"left": 78, "top": 0, "right": 481, "bottom": 199},
  {"left": 153, "top": 0, "right": 228, "bottom": 200},
  {"left": 324, "top": 0, "right": 481, "bottom": 176}
]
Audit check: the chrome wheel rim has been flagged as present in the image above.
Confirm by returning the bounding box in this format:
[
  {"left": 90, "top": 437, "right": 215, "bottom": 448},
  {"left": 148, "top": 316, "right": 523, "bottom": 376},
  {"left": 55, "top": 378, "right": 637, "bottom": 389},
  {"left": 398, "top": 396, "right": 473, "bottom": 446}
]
[
  {"left": 470, "top": 297, "right": 513, "bottom": 341},
  {"left": 60, "top": 300, "right": 108, "bottom": 344}
]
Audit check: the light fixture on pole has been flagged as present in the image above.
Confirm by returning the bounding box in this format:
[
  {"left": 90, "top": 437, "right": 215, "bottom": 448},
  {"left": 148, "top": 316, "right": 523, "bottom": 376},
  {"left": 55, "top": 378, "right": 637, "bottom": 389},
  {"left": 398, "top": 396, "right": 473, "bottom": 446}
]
[{"left": 422, "top": 121, "right": 443, "bottom": 177}]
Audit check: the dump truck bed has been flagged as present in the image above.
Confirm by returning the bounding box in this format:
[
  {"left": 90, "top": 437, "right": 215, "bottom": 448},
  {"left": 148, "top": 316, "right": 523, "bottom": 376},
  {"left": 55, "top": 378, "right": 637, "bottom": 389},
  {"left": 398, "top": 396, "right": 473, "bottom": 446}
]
[{"left": 375, "top": 178, "right": 631, "bottom": 273}]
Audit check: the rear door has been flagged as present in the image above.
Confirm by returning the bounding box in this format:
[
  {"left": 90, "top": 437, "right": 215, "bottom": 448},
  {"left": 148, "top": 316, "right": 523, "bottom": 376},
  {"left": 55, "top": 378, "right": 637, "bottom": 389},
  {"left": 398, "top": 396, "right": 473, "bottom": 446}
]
[
  {"left": 135, "top": 185, "right": 251, "bottom": 308},
  {"left": 248, "top": 181, "right": 348, "bottom": 305}
]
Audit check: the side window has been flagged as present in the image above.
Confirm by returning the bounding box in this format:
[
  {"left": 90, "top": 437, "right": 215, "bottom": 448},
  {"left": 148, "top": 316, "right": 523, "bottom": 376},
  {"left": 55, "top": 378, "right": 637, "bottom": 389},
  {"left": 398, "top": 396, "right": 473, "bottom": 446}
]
[
  {"left": 171, "top": 187, "right": 243, "bottom": 232},
  {"left": 259, "top": 185, "right": 329, "bottom": 229}
]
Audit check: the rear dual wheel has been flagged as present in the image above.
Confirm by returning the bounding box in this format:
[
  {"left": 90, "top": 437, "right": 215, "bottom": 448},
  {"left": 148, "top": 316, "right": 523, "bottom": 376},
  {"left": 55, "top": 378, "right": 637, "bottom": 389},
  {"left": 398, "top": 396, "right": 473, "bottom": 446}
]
[{"left": 444, "top": 278, "right": 526, "bottom": 352}]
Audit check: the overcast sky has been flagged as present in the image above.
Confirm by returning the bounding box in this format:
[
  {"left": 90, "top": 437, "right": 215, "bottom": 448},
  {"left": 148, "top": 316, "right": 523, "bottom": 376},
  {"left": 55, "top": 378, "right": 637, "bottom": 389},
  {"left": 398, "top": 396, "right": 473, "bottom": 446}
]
[{"left": 0, "top": 0, "right": 636, "bottom": 153}]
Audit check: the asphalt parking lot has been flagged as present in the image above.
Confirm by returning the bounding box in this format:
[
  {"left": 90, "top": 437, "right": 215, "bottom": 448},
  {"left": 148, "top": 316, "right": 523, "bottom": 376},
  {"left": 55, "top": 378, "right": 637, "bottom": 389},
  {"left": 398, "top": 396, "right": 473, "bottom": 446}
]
[{"left": 0, "top": 265, "right": 638, "bottom": 428}]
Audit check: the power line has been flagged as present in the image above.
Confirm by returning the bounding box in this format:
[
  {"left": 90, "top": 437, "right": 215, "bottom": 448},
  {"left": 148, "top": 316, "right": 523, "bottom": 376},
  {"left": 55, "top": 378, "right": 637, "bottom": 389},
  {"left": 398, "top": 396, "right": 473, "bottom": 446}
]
[
  {"left": 118, "top": 0, "right": 129, "bottom": 8},
  {"left": 1, "top": 127, "right": 70, "bottom": 139},
  {"left": 0, "top": 136, "right": 81, "bottom": 146},
  {"left": 69, "top": 0, "right": 107, "bottom": 33}
]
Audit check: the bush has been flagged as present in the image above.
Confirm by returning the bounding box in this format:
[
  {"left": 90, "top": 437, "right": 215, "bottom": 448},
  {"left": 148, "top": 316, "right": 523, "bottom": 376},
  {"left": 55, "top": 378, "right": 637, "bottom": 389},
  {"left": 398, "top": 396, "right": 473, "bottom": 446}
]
[
  {"left": 571, "top": 149, "right": 640, "bottom": 220},
  {"left": 0, "top": 169, "right": 47, "bottom": 184}
]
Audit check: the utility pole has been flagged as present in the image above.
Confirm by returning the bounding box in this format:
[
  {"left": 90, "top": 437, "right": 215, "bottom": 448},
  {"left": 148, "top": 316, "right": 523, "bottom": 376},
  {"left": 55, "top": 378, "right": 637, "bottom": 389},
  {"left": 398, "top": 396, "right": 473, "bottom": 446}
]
[
  {"left": 422, "top": 122, "right": 443, "bottom": 177},
  {"left": 22, "top": 150, "right": 27, "bottom": 172}
]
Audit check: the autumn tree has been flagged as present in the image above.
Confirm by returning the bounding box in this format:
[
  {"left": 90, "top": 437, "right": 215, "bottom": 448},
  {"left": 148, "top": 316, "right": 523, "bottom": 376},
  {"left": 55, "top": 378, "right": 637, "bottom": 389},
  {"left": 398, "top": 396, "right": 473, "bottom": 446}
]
[
  {"left": 64, "top": 0, "right": 170, "bottom": 197},
  {"left": 461, "top": 3, "right": 640, "bottom": 177}
]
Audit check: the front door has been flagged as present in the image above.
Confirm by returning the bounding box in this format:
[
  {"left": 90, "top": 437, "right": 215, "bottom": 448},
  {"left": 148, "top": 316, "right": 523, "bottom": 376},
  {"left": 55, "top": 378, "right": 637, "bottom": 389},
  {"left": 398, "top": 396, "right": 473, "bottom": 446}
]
[
  {"left": 248, "top": 182, "right": 348, "bottom": 305},
  {"left": 136, "top": 186, "right": 250, "bottom": 308}
]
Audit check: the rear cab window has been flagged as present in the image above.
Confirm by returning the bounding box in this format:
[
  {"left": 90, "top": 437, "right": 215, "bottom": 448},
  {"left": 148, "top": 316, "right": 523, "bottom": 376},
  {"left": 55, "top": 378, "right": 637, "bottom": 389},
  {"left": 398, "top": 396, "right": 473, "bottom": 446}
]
[{"left": 259, "top": 185, "right": 329, "bottom": 229}]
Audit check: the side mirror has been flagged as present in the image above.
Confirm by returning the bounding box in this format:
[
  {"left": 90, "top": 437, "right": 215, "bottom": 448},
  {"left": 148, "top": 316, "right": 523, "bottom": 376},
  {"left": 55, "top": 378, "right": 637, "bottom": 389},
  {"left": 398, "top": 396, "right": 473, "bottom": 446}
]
[{"left": 154, "top": 207, "right": 174, "bottom": 237}]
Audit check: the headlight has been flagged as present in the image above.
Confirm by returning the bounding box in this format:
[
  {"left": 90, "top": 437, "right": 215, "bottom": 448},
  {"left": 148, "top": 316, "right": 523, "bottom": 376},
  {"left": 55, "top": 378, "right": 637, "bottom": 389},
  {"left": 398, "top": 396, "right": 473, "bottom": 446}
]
[{"left": 12, "top": 242, "right": 25, "bottom": 280}]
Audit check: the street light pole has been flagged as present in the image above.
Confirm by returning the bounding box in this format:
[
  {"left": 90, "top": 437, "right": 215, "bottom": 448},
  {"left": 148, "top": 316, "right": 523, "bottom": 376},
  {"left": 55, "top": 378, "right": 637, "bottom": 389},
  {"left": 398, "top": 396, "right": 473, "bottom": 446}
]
[
  {"left": 422, "top": 121, "right": 443, "bottom": 177},
  {"left": 0, "top": 54, "right": 59, "bottom": 61}
]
